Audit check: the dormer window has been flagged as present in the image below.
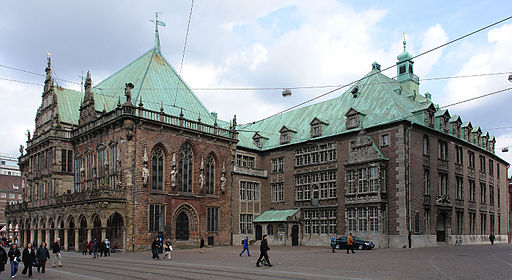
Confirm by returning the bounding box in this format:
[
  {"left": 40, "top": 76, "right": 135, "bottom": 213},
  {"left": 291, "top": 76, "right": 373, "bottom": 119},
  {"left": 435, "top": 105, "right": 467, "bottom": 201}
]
[
  {"left": 312, "top": 125, "right": 321, "bottom": 137},
  {"left": 252, "top": 133, "right": 267, "bottom": 148},
  {"left": 253, "top": 139, "right": 262, "bottom": 148},
  {"left": 310, "top": 117, "right": 328, "bottom": 138},
  {"left": 345, "top": 108, "right": 365, "bottom": 130},
  {"left": 279, "top": 126, "right": 296, "bottom": 145}
]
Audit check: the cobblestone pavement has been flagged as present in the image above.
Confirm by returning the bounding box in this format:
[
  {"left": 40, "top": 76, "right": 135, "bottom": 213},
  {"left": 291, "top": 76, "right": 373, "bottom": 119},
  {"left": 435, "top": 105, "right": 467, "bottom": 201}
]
[{"left": 2, "top": 243, "right": 511, "bottom": 280}]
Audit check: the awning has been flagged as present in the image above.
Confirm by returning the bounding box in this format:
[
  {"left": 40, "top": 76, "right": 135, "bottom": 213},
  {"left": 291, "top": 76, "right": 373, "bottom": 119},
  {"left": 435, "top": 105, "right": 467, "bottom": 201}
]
[{"left": 253, "top": 209, "right": 299, "bottom": 223}]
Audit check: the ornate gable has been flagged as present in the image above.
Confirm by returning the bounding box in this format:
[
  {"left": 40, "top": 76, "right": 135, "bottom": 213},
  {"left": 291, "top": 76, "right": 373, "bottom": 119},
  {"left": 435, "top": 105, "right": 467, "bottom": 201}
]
[
  {"left": 346, "top": 135, "right": 386, "bottom": 165},
  {"left": 79, "top": 72, "right": 98, "bottom": 125}
]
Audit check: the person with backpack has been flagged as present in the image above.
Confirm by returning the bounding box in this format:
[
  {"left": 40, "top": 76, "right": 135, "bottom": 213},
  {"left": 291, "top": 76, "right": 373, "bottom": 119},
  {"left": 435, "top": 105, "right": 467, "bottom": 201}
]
[
  {"left": 240, "top": 236, "right": 250, "bottom": 257},
  {"left": 36, "top": 242, "right": 50, "bottom": 273}
]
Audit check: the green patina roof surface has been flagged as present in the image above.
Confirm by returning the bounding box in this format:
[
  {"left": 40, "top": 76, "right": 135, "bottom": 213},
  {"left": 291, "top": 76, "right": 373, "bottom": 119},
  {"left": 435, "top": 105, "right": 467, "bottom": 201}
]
[
  {"left": 253, "top": 209, "right": 298, "bottom": 223},
  {"left": 54, "top": 48, "right": 215, "bottom": 125},
  {"left": 237, "top": 69, "right": 427, "bottom": 150}
]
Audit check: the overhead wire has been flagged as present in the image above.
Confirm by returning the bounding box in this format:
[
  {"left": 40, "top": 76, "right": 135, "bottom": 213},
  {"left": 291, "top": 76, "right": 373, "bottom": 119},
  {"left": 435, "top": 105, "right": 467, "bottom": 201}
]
[{"left": 179, "top": 0, "right": 195, "bottom": 75}]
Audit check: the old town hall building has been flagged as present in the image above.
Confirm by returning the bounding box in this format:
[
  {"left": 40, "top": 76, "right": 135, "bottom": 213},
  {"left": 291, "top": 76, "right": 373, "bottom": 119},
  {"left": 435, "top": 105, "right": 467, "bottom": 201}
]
[{"left": 6, "top": 29, "right": 509, "bottom": 251}]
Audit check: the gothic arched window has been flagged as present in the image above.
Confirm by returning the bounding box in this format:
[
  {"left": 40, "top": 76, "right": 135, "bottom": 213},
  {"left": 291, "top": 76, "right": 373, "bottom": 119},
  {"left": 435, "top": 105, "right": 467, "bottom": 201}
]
[
  {"left": 178, "top": 143, "right": 193, "bottom": 192},
  {"left": 206, "top": 155, "right": 215, "bottom": 194},
  {"left": 151, "top": 147, "right": 164, "bottom": 190}
]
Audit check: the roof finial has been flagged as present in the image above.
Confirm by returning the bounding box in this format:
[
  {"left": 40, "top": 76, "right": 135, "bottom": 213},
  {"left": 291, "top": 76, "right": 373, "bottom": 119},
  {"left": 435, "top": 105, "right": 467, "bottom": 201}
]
[
  {"left": 402, "top": 32, "right": 407, "bottom": 51},
  {"left": 150, "top": 12, "right": 166, "bottom": 52}
]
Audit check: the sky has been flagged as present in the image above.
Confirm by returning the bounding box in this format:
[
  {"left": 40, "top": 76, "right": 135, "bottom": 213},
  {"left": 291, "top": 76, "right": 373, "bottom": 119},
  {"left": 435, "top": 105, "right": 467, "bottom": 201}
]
[{"left": 0, "top": 0, "right": 511, "bottom": 174}]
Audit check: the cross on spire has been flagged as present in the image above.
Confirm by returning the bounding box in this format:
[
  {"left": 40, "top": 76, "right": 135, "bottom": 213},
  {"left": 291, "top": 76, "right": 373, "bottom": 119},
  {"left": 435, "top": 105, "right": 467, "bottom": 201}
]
[{"left": 150, "top": 12, "right": 166, "bottom": 52}]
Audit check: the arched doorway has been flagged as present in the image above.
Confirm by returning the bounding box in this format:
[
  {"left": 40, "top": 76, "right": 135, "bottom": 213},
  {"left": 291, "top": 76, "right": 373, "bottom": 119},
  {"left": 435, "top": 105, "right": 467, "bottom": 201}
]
[
  {"left": 68, "top": 218, "right": 75, "bottom": 251},
  {"left": 255, "top": 225, "right": 262, "bottom": 240},
  {"left": 436, "top": 214, "right": 446, "bottom": 242},
  {"left": 107, "top": 213, "right": 124, "bottom": 250},
  {"left": 59, "top": 220, "right": 65, "bottom": 242},
  {"left": 291, "top": 225, "right": 299, "bottom": 246},
  {"left": 79, "top": 216, "right": 87, "bottom": 243},
  {"left": 92, "top": 215, "right": 102, "bottom": 241},
  {"left": 176, "top": 212, "right": 189, "bottom": 240}
]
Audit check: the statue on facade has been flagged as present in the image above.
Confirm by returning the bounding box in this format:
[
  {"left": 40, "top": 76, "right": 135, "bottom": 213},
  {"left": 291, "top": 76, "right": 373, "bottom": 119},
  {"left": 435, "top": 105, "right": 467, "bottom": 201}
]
[
  {"left": 125, "top": 83, "right": 134, "bottom": 104},
  {"left": 170, "top": 152, "right": 177, "bottom": 188},
  {"left": 142, "top": 148, "right": 149, "bottom": 186},
  {"left": 220, "top": 161, "right": 227, "bottom": 193},
  {"left": 19, "top": 145, "right": 24, "bottom": 156},
  {"left": 27, "top": 130, "right": 31, "bottom": 141},
  {"left": 199, "top": 155, "right": 205, "bottom": 191}
]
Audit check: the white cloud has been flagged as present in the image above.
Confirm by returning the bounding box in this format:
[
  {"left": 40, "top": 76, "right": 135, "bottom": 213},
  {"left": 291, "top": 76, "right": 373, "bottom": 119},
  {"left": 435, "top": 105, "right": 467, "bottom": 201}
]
[
  {"left": 495, "top": 133, "right": 512, "bottom": 176},
  {"left": 441, "top": 23, "right": 512, "bottom": 108},
  {"left": 415, "top": 24, "right": 449, "bottom": 77}
]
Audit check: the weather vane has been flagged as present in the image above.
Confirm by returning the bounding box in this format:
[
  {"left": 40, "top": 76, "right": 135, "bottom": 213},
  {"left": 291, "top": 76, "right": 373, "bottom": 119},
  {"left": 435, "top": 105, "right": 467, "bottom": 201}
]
[{"left": 150, "top": 12, "right": 166, "bottom": 51}]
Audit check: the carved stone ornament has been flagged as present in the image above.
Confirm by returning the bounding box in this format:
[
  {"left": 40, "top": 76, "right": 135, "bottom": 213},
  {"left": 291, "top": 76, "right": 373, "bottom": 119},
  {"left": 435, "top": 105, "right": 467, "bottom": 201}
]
[
  {"left": 199, "top": 155, "right": 205, "bottom": 191},
  {"left": 142, "top": 148, "right": 149, "bottom": 186}
]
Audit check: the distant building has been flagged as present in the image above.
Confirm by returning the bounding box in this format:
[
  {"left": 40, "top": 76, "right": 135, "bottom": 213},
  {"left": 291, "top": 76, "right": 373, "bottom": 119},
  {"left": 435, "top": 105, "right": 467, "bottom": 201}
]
[
  {"left": 0, "top": 174, "right": 23, "bottom": 239},
  {"left": 509, "top": 176, "right": 512, "bottom": 243},
  {"left": 0, "top": 154, "right": 21, "bottom": 176}
]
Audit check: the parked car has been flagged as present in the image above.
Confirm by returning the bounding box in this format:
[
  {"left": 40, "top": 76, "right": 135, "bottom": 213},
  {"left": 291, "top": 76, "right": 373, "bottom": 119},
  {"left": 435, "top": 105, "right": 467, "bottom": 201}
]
[{"left": 335, "top": 236, "right": 375, "bottom": 250}]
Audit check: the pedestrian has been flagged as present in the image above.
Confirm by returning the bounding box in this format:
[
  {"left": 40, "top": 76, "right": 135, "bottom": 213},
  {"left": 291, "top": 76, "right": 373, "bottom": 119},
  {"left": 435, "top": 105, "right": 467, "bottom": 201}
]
[
  {"left": 256, "top": 235, "right": 272, "bottom": 267},
  {"left": 489, "top": 233, "right": 495, "bottom": 246},
  {"left": 36, "top": 242, "right": 50, "bottom": 273},
  {"left": 92, "top": 239, "right": 99, "bottom": 258},
  {"left": 0, "top": 244, "right": 7, "bottom": 276},
  {"left": 105, "top": 239, "right": 111, "bottom": 256},
  {"left": 347, "top": 233, "right": 355, "bottom": 254},
  {"left": 52, "top": 238, "right": 62, "bottom": 267},
  {"left": 22, "top": 242, "right": 36, "bottom": 278},
  {"left": 99, "top": 240, "right": 106, "bottom": 257},
  {"left": 240, "top": 236, "right": 251, "bottom": 257},
  {"left": 151, "top": 238, "right": 160, "bottom": 260},
  {"left": 164, "top": 239, "right": 173, "bottom": 260},
  {"left": 200, "top": 236, "right": 205, "bottom": 254},
  {"left": 81, "top": 240, "right": 88, "bottom": 255},
  {"left": 87, "top": 240, "right": 93, "bottom": 255},
  {"left": 330, "top": 234, "right": 337, "bottom": 253},
  {"left": 8, "top": 243, "right": 21, "bottom": 278}
]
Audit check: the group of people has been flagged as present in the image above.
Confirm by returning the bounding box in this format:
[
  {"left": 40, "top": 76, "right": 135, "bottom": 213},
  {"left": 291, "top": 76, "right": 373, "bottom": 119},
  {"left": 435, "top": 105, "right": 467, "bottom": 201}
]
[
  {"left": 330, "top": 233, "right": 355, "bottom": 254},
  {"left": 80, "top": 238, "right": 111, "bottom": 258},
  {"left": 151, "top": 238, "right": 174, "bottom": 260},
  {"left": 0, "top": 238, "right": 62, "bottom": 278}
]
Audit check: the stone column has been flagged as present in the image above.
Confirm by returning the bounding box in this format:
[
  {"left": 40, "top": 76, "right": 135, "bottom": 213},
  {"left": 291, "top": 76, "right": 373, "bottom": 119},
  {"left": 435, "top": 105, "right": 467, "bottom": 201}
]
[
  {"left": 101, "top": 228, "right": 106, "bottom": 241},
  {"left": 23, "top": 229, "right": 27, "bottom": 246},
  {"left": 30, "top": 229, "right": 35, "bottom": 244},
  {"left": 87, "top": 228, "right": 92, "bottom": 242},
  {"left": 37, "top": 229, "right": 42, "bottom": 246},
  {"left": 54, "top": 229, "right": 59, "bottom": 243},
  {"left": 74, "top": 229, "right": 80, "bottom": 252},
  {"left": 45, "top": 229, "right": 51, "bottom": 245},
  {"left": 64, "top": 228, "right": 69, "bottom": 251}
]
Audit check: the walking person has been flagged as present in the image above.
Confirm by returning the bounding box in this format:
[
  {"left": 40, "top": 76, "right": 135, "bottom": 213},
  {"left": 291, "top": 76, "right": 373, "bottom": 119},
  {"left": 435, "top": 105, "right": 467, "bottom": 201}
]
[
  {"left": 0, "top": 244, "right": 7, "bottom": 276},
  {"left": 87, "top": 240, "right": 93, "bottom": 255},
  {"left": 99, "top": 240, "right": 106, "bottom": 257},
  {"left": 347, "top": 233, "right": 355, "bottom": 254},
  {"left": 81, "top": 240, "right": 88, "bottom": 255},
  {"left": 8, "top": 243, "right": 21, "bottom": 278},
  {"left": 22, "top": 243, "right": 35, "bottom": 278},
  {"left": 164, "top": 239, "right": 173, "bottom": 260},
  {"left": 489, "top": 233, "right": 495, "bottom": 245},
  {"left": 52, "top": 238, "right": 62, "bottom": 267},
  {"left": 330, "top": 234, "right": 337, "bottom": 253},
  {"left": 151, "top": 238, "right": 160, "bottom": 260},
  {"left": 36, "top": 242, "right": 50, "bottom": 273},
  {"left": 200, "top": 236, "right": 205, "bottom": 254},
  {"left": 240, "top": 236, "right": 251, "bottom": 257},
  {"left": 104, "top": 239, "right": 111, "bottom": 256},
  {"left": 92, "top": 239, "right": 99, "bottom": 258},
  {"left": 256, "top": 235, "right": 272, "bottom": 267}
]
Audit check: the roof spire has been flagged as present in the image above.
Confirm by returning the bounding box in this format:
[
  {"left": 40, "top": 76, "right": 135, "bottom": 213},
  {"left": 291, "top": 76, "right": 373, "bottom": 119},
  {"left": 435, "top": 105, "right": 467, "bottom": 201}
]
[
  {"left": 150, "top": 12, "right": 166, "bottom": 52},
  {"left": 403, "top": 32, "right": 407, "bottom": 51},
  {"left": 44, "top": 56, "right": 53, "bottom": 92}
]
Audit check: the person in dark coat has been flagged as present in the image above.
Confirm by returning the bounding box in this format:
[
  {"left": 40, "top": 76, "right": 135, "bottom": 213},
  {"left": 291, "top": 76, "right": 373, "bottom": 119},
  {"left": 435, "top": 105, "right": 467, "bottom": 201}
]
[
  {"left": 151, "top": 238, "right": 160, "bottom": 260},
  {"left": 200, "top": 237, "right": 205, "bottom": 254},
  {"left": 92, "top": 239, "right": 99, "bottom": 258},
  {"left": 489, "top": 233, "right": 495, "bottom": 245},
  {"left": 0, "top": 245, "right": 7, "bottom": 275},
  {"left": 81, "top": 240, "right": 88, "bottom": 255},
  {"left": 22, "top": 243, "right": 36, "bottom": 278},
  {"left": 8, "top": 244, "right": 21, "bottom": 278},
  {"left": 52, "top": 238, "right": 62, "bottom": 267},
  {"left": 99, "top": 240, "right": 106, "bottom": 257},
  {"left": 36, "top": 242, "right": 50, "bottom": 273},
  {"left": 256, "top": 235, "right": 272, "bottom": 267}
]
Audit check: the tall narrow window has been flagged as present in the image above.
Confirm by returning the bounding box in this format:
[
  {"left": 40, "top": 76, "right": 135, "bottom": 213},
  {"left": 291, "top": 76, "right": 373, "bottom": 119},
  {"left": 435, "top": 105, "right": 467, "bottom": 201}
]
[
  {"left": 149, "top": 205, "right": 165, "bottom": 232},
  {"left": 178, "top": 143, "right": 193, "bottom": 192},
  {"left": 456, "top": 176, "right": 463, "bottom": 200},
  {"left": 423, "top": 135, "right": 429, "bottom": 155},
  {"left": 97, "top": 147, "right": 106, "bottom": 187},
  {"left": 424, "top": 169, "right": 430, "bottom": 195},
  {"left": 207, "top": 207, "right": 219, "bottom": 232},
  {"left": 469, "top": 180, "right": 476, "bottom": 202},
  {"left": 480, "top": 182, "right": 486, "bottom": 204},
  {"left": 151, "top": 147, "right": 164, "bottom": 191},
  {"left": 438, "top": 173, "right": 447, "bottom": 196},
  {"left": 110, "top": 145, "right": 118, "bottom": 188},
  {"left": 206, "top": 155, "right": 215, "bottom": 194},
  {"left": 369, "top": 167, "right": 379, "bottom": 192},
  {"left": 74, "top": 155, "right": 83, "bottom": 192},
  {"left": 358, "top": 168, "right": 368, "bottom": 193}
]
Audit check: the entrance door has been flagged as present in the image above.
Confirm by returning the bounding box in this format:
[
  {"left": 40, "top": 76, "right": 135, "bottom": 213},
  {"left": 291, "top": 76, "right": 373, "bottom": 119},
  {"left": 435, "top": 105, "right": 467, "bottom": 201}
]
[
  {"left": 176, "top": 212, "right": 189, "bottom": 240},
  {"left": 291, "top": 225, "right": 299, "bottom": 246},
  {"left": 436, "top": 215, "right": 446, "bottom": 242},
  {"left": 255, "top": 225, "right": 262, "bottom": 240}
]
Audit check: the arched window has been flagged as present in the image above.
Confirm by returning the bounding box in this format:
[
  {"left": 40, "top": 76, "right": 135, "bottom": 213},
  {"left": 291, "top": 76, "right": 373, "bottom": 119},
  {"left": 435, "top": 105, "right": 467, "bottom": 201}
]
[
  {"left": 178, "top": 143, "right": 193, "bottom": 192},
  {"left": 206, "top": 155, "right": 215, "bottom": 194},
  {"left": 151, "top": 147, "right": 164, "bottom": 190}
]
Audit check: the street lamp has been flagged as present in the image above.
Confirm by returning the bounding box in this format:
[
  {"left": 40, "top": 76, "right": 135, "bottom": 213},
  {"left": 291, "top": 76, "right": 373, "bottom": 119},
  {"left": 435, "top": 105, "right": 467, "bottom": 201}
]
[
  {"left": 508, "top": 74, "right": 512, "bottom": 82},
  {"left": 282, "top": 88, "right": 292, "bottom": 97}
]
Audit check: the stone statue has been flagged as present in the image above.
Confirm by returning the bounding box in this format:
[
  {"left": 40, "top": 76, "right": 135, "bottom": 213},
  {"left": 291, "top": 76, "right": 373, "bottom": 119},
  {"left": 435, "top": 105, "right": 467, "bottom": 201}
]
[
  {"left": 142, "top": 163, "right": 149, "bottom": 186},
  {"left": 124, "top": 83, "right": 133, "bottom": 103},
  {"left": 19, "top": 145, "right": 24, "bottom": 156},
  {"left": 220, "top": 161, "right": 227, "bottom": 193},
  {"left": 27, "top": 130, "right": 31, "bottom": 141},
  {"left": 199, "top": 170, "right": 205, "bottom": 191},
  {"left": 170, "top": 152, "right": 177, "bottom": 188}
]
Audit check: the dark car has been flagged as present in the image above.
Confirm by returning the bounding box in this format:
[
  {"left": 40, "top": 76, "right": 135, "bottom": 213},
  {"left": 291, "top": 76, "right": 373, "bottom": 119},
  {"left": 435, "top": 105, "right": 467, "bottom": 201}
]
[{"left": 335, "top": 236, "right": 375, "bottom": 250}]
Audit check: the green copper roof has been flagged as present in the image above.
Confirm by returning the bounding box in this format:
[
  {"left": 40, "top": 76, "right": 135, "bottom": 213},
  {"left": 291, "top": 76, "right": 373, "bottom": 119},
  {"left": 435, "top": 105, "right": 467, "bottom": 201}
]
[
  {"left": 253, "top": 209, "right": 298, "bottom": 223},
  {"left": 54, "top": 86, "right": 83, "bottom": 125},
  {"left": 93, "top": 48, "right": 215, "bottom": 125},
  {"left": 237, "top": 67, "right": 426, "bottom": 150}
]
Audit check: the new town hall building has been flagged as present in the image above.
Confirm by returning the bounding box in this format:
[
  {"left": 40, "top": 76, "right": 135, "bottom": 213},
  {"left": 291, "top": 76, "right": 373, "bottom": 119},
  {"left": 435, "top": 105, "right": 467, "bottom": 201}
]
[{"left": 6, "top": 31, "right": 509, "bottom": 251}]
